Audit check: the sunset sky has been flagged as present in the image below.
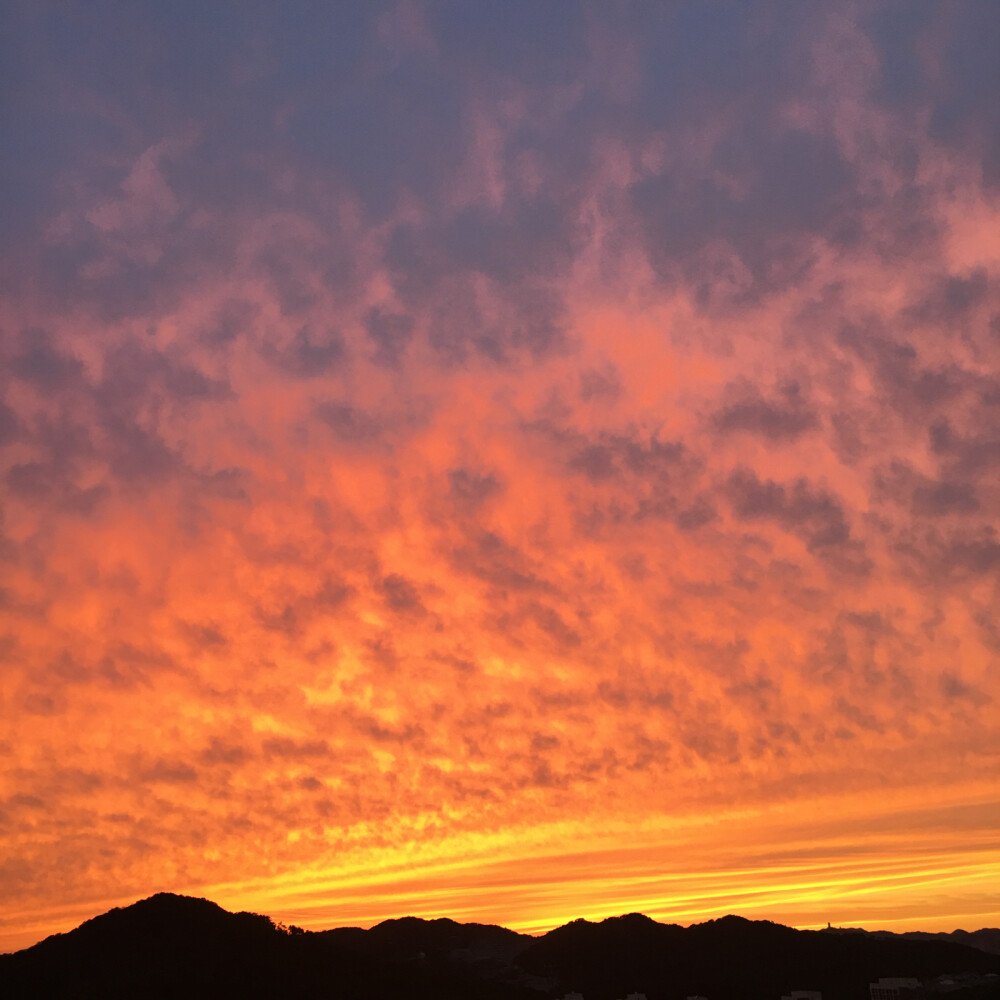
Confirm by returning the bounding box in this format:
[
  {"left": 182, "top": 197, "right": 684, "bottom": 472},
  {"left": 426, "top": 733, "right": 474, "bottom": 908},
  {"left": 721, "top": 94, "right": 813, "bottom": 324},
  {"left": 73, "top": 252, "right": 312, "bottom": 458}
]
[{"left": 2, "top": 1, "right": 999, "bottom": 954}]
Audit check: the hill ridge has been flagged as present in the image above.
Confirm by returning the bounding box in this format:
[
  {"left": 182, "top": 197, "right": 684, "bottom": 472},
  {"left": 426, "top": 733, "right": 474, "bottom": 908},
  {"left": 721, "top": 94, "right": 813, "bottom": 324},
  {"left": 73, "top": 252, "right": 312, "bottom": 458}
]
[{"left": 3, "top": 893, "right": 999, "bottom": 1000}]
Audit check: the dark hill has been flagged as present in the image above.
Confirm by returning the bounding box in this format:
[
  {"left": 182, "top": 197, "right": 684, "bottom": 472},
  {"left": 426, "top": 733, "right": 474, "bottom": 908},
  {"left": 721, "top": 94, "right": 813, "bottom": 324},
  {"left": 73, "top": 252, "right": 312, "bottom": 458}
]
[
  {"left": 2, "top": 894, "right": 999, "bottom": 1000},
  {"left": 516, "top": 912, "right": 1000, "bottom": 1000},
  {"left": 320, "top": 914, "right": 546, "bottom": 993},
  {"left": 324, "top": 913, "right": 530, "bottom": 961},
  {"left": 0, "top": 893, "right": 539, "bottom": 1000},
  {"left": 822, "top": 924, "right": 1000, "bottom": 957}
]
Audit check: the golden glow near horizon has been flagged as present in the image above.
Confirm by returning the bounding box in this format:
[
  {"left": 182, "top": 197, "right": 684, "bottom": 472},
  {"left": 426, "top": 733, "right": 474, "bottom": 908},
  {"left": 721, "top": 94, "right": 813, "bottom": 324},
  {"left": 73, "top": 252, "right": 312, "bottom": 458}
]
[{"left": 2, "top": 2, "right": 999, "bottom": 955}]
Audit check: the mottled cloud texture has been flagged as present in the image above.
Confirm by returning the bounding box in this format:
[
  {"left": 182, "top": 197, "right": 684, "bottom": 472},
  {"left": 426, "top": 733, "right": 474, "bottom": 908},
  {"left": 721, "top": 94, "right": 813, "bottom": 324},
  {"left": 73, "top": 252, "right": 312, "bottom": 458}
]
[{"left": 2, "top": 1, "right": 999, "bottom": 951}]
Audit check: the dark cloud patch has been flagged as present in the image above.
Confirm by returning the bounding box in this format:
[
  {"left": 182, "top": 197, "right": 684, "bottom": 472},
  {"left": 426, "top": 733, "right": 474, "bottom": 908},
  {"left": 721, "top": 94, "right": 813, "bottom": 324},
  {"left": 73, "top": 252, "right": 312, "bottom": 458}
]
[
  {"left": 443, "top": 199, "right": 575, "bottom": 285},
  {"left": 450, "top": 530, "right": 551, "bottom": 594},
  {"left": 631, "top": 125, "right": 856, "bottom": 296},
  {"left": 869, "top": 2, "right": 1000, "bottom": 185},
  {"left": 99, "top": 342, "right": 231, "bottom": 408},
  {"left": 835, "top": 697, "right": 883, "bottom": 734},
  {"left": 386, "top": 216, "right": 572, "bottom": 364},
  {"left": 809, "top": 614, "right": 909, "bottom": 695},
  {"left": 363, "top": 635, "right": 400, "bottom": 673},
  {"left": 596, "top": 678, "right": 674, "bottom": 713},
  {"left": 99, "top": 642, "right": 175, "bottom": 689},
  {"left": 315, "top": 403, "right": 384, "bottom": 444},
  {"left": 839, "top": 325, "right": 974, "bottom": 420},
  {"left": 675, "top": 497, "right": 718, "bottom": 531},
  {"left": 47, "top": 768, "right": 103, "bottom": 796},
  {"left": 840, "top": 610, "right": 894, "bottom": 637},
  {"left": 725, "top": 467, "right": 851, "bottom": 553},
  {"left": 5, "top": 461, "right": 108, "bottom": 515},
  {"left": 725, "top": 673, "right": 778, "bottom": 709},
  {"left": 140, "top": 760, "right": 198, "bottom": 784},
  {"left": 32, "top": 405, "right": 98, "bottom": 466},
  {"left": 563, "top": 429, "right": 687, "bottom": 484},
  {"left": 606, "top": 434, "right": 686, "bottom": 476},
  {"left": 895, "top": 524, "right": 1000, "bottom": 584},
  {"left": 579, "top": 365, "right": 621, "bottom": 402},
  {"left": 939, "top": 672, "right": 991, "bottom": 707},
  {"left": 74, "top": 342, "right": 235, "bottom": 488},
  {"left": 0, "top": 400, "right": 19, "bottom": 445},
  {"left": 448, "top": 467, "right": 503, "bottom": 510},
  {"left": 7, "top": 793, "right": 44, "bottom": 811},
  {"left": 264, "top": 325, "right": 344, "bottom": 378},
  {"left": 741, "top": 128, "right": 856, "bottom": 234},
  {"left": 261, "top": 737, "right": 331, "bottom": 760},
  {"left": 254, "top": 603, "right": 299, "bottom": 636},
  {"left": 379, "top": 573, "right": 426, "bottom": 615},
  {"left": 383, "top": 222, "right": 444, "bottom": 311},
  {"left": 911, "top": 479, "right": 979, "bottom": 517},
  {"left": 928, "top": 417, "right": 1000, "bottom": 481},
  {"left": 529, "top": 423, "right": 704, "bottom": 534},
  {"left": 680, "top": 722, "right": 741, "bottom": 765},
  {"left": 364, "top": 308, "right": 413, "bottom": 368},
  {"left": 505, "top": 286, "right": 569, "bottom": 360},
  {"left": 568, "top": 444, "right": 616, "bottom": 482},
  {"left": 103, "top": 416, "right": 179, "bottom": 484},
  {"left": 159, "top": 358, "right": 231, "bottom": 403},
  {"left": 9, "top": 329, "right": 85, "bottom": 391},
  {"left": 431, "top": 650, "right": 477, "bottom": 675},
  {"left": 491, "top": 603, "right": 583, "bottom": 657},
  {"left": 525, "top": 601, "right": 581, "bottom": 650},
  {"left": 902, "top": 269, "right": 993, "bottom": 328},
  {"left": 873, "top": 460, "right": 981, "bottom": 518},
  {"left": 973, "top": 608, "right": 1000, "bottom": 654},
  {"left": 199, "top": 739, "right": 249, "bottom": 767},
  {"left": 712, "top": 380, "right": 818, "bottom": 441},
  {"left": 35, "top": 190, "right": 232, "bottom": 325},
  {"left": 178, "top": 621, "right": 229, "bottom": 650},
  {"left": 197, "top": 467, "right": 250, "bottom": 504},
  {"left": 23, "top": 692, "right": 58, "bottom": 716},
  {"left": 945, "top": 531, "right": 1000, "bottom": 577},
  {"left": 430, "top": 289, "right": 509, "bottom": 365},
  {"left": 350, "top": 713, "right": 425, "bottom": 746},
  {"left": 315, "top": 395, "right": 432, "bottom": 450},
  {"left": 304, "top": 576, "right": 353, "bottom": 614},
  {"left": 255, "top": 241, "right": 321, "bottom": 318},
  {"left": 830, "top": 411, "right": 868, "bottom": 466},
  {"left": 201, "top": 298, "right": 258, "bottom": 348},
  {"left": 48, "top": 650, "right": 91, "bottom": 684}
]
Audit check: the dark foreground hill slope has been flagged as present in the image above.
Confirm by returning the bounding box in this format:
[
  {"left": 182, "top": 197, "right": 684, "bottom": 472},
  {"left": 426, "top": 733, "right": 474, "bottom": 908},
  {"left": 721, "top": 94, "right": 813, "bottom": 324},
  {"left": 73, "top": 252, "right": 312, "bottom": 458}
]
[
  {"left": 2, "top": 893, "right": 999, "bottom": 1000},
  {"left": 0, "top": 893, "right": 540, "bottom": 1000}
]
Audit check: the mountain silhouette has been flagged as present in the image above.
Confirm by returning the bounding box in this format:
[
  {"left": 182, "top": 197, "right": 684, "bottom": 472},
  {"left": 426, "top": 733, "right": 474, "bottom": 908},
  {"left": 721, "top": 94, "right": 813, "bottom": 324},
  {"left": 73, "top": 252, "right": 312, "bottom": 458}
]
[
  {"left": 820, "top": 924, "right": 1000, "bottom": 957},
  {"left": 2, "top": 894, "right": 999, "bottom": 999},
  {"left": 516, "top": 912, "right": 1000, "bottom": 999},
  {"left": 0, "top": 893, "right": 537, "bottom": 1000}
]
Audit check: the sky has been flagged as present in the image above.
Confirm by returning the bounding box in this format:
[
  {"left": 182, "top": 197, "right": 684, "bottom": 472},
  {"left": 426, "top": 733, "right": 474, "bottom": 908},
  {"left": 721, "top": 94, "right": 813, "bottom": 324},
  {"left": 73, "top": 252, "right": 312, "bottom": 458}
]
[{"left": 1, "top": 0, "right": 999, "bottom": 954}]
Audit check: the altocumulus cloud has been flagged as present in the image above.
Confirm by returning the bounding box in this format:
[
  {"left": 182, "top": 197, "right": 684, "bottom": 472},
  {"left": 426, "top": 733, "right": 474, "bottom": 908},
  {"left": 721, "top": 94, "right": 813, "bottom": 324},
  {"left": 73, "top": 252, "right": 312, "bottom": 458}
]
[{"left": 1, "top": 0, "right": 999, "bottom": 951}]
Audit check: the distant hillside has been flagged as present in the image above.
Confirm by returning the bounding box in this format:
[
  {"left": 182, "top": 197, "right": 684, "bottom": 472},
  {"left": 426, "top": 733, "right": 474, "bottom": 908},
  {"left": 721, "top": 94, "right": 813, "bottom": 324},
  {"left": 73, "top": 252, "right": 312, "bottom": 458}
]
[
  {"left": 821, "top": 924, "right": 1000, "bottom": 957},
  {"left": 2, "top": 894, "right": 999, "bottom": 1000}
]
